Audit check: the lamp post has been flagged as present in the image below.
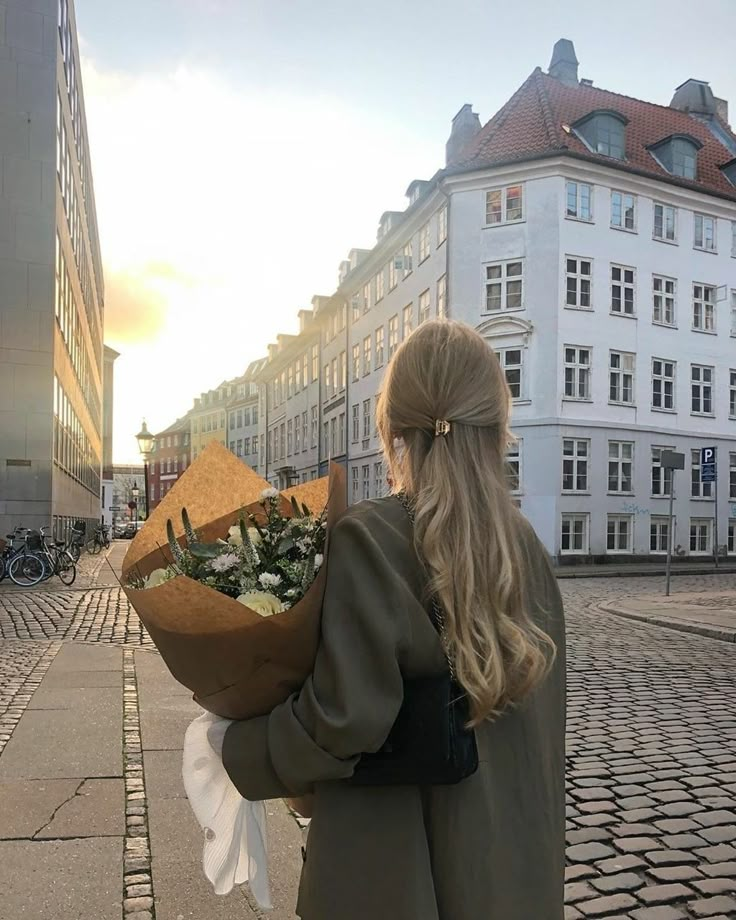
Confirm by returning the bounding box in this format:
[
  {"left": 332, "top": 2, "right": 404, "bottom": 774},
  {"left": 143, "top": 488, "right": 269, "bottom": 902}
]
[
  {"left": 135, "top": 420, "right": 155, "bottom": 520},
  {"left": 131, "top": 482, "right": 139, "bottom": 526}
]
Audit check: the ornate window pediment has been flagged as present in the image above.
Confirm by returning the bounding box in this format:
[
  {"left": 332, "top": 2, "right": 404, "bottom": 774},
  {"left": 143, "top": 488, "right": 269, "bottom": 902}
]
[{"left": 476, "top": 315, "right": 533, "bottom": 345}]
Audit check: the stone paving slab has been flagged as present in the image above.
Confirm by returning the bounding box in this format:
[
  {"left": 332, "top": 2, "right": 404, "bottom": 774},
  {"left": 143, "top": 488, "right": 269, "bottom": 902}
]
[
  {"left": 0, "top": 837, "right": 122, "bottom": 920},
  {"left": 36, "top": 777, "right": 125, "bottom": 838},
  {"left": 0, "top": 777, "right": 81, "bottom": 838},
  {"left": 598, "top": 592, "right": 736, "bottom": 642}
]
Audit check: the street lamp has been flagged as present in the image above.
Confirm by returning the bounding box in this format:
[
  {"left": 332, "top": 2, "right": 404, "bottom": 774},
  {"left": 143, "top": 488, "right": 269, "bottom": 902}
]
[
  {"left": 135, "top": 420, "right": 155, "bottom": 520},
  {"left": 131, "top": 482, "right": 140, "bottom": 526}
]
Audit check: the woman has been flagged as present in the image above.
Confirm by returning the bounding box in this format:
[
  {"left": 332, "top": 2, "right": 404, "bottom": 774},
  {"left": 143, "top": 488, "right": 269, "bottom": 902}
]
[{"left": 222, "top": 319, "right": 566, "bottom": 919}]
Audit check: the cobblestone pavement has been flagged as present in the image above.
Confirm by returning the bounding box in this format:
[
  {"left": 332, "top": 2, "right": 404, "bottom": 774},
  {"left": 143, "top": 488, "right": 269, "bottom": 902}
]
[{"left": 0, "top": 573, "right": 734, "bottom": 919}]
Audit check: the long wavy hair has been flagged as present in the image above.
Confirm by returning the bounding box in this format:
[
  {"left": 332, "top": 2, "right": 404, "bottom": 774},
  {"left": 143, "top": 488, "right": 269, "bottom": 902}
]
[{"left": 376, "top": 319, "right": 556, "bottom": 725}]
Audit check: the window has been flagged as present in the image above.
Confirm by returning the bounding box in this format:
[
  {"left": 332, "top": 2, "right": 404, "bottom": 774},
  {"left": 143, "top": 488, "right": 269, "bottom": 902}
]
[
  {"left": 732, "top": 221, "right": 736, "bottom": 257},
  {"left": 575, "top": 112, "right": 625, "bottom": 159},
  {"left": 689, "top": 518, "right": 712, "bottom": 554},
  {"left": 565, "top": 257, "right": 592, "bottom": 309},
  {"left": 507, "top": 440, "right": 522, "bottom": 494},
  {"left": 419, "top": 223, "right": 431, "bottom": 262},
  {"left": 608, "top": 441, "right": 634, "bottom": 493},
  {"left": 730, "top": 451, "right": 736, "bottom": 500},
  {"left": 609, "top": 351, "right": 635, "bottom": 404},
  {"left": 374, "top": 462, "right": 384, "bottom": 498},
  {"left": 375, "top": 327, "right": 385, "bottom": 367},
  {"left": 652, "top": 359, "right": 676, "bottom": 411},
  {"left": 566, "top": 181, "right": 592, "bottom": 221},
  {"left": 311, "top": 344, "right": 319, "bottom": 383},
  {"left": 402, "top": 242, "right": 413, "bottom": 277},
  {"left": 437, "top": 274, "right": 447, "bottom": 317},
  {"left": 485, "top": 184, "right": 523, "bottom": 224},
  {"left": 352, "top": 404, "right": 359, "bottom": 443},
  {"left": 692, "top": 283, "right": 715, "bottom": 332},
  {"left": 607, "top": 515, "right": 633, "bottom": 553},
  {"left": 362, "top": 399, "right": 371, "bottom": 439},
  {"left": 564, "top": 347, "right": 591, "bottom": 400},
  {"left": 339, "top": 351, "right": 346, "bottom": 390},
  {"left": 562, "top": 439, "right": 589, "bottom": 492},
  {"left": 651, "top": 448, "right": 674, "bottom": 497},
  {"left": 244, "top": 407, "right": 252, "bottom": 427},
  {"left": 650, "top": 516, "right": 670, "bottom": 554},
  {"left": 294, "top": 416, "right": 301, "bottom": 453},
  {"left": 279, "top": 422, "right": 285, "bottom": 459},
  {"left": 653, "top": 136, "right": 699, "bottom": 179},
  {"left": 653, "top": 202, "right": 677, "bottom": 242},
  {"left": 729, "top": 520, "right": 735, "bottom": 555},
  {"left": 287, "top": 366, "right": 294, "bottom": 399},
  {"left": 301, "top": 411, "right": 307, "bottom": 451},
  {"left": 611, "top": 264, "right": 635, "bottom": 315},
  {"left": 302, "top": 352, "right": 309, "bottom": 388},
  {"left": 229, "top": 441, "right": 236, "bottom": 454},
  {"left": 295, "top": 358, "right": 302, "bottom": 392},
  {"left": 732, "top": 290, "right": 736, "bottom": 336},
  {"left": 252, "top": 435, "right": 258, "bottom": 456},
  {"left": 352, "top": 344, "right": 360, "bottom": 381},
  {"left": 350, "top": 292, "right": 361, "bottom": 323},
  {"left": 403, "top": 303, "right": 414, "bottom": 339},
  {"left": 694, "top": 213, "right": 716, "bottom": 251},
  {"left": 730, "top": 369, "right": 736, "bottom": 418},
  {"left": 330, "top": 417, "right": 337, "bottom": 456},
  {"left": 561, "top": 514, "right": 589, "bottom": 554},
  {"left": 388, "top": 258, "right": 398, "bottom": 291},
  {"left": 363, "top": 335, "right": 372, "bottom": 376},
  {"left": 691, "top": 449, "right": 713, "bottom": 499},
  {"left": 324, "top": 363, "right": 331, "bottom": 397},
  {"left": 375, "top": 269, "right": 385, "bottom": 302},
  {"left": 338, "top": 412, "right": 345, "bottom": 453},
  {"left": 484, "top": 262, "right": 524, "bottom": 316},
  {"left": 691, "top": 364, "right": 714, "bottom": 415},
  {"left": 611, "top": 191, "right": 636, "bottom": 230},
  {"left": 310, "top": 406, "right": 318, "bottom": 448},
  {"left": 388, "top": 315, "right": 399, "bottom": 357},
  {"left": 419, "top": 290, "right": 431, "bottom": 324},
  {"left": 653, "top": 275, "right": 676, "bottom": 326},
  {"left": 267, "top": 430, "right": 273, "bottom": 463},
  {"left": 362, "top": 465, "right": 370, "bottom": 500},
  {"left": 351, "top": 467, "right": 359, "bottom": 502},
  {"left": 498, "top": 348, "right": 523, "bottom": 399},
  {"left": 437, "top": 205, "right": 447, "bottom": 244},
  {"left": 244, "top": 436, "right": 251, "bottom": 455},
  {"left": 322, "top": 421, "right": 329, "bottom": 457}
]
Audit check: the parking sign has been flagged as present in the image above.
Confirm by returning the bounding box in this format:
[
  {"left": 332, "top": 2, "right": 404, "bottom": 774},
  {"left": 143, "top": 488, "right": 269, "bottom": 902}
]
[
  {"left": 700, "top": 447, "right": 716, "bottom": 466},
  {"left": 700, "top": 446, "right": 717, "bottom": 483}
]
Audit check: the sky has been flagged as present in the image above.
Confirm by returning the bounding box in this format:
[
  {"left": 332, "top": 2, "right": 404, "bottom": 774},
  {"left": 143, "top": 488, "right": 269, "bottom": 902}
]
[{"left": 75, "top": 0, "right": 736, "bottom": 463}]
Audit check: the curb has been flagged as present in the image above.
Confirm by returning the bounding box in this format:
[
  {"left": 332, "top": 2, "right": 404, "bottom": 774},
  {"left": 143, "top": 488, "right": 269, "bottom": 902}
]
[
  {"left": 595, "top": 602, "right": 736, "bottom": 643},
  {"left": 556, "top": 565, "right": 736, "bottom": 579}
]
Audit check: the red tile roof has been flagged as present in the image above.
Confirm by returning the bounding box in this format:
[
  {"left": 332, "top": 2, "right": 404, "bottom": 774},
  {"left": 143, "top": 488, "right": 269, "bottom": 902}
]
[{"left": 451, "top": 68, "right": 736, "bottom": 202}]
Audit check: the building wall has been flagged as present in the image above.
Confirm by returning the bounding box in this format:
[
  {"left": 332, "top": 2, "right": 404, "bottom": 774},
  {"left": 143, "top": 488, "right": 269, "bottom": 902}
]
[
  {"left": 149, "top": 423, "right": 190, "bottom": 511},
  {"left": 226, "top": 381, "right": 260, "bottom": 472}
]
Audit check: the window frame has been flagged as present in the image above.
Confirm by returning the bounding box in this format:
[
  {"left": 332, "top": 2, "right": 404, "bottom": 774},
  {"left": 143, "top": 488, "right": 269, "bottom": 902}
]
[
  {"left": 651, "top": 358, "right": 676, "bottom": 412},
  {"left": 418, "top": 223, "right": 431, "bottom": 263},
  {"left": 363, "top": 335, "right": 372, "bottom": 376},
  {"left": 565, "top": 180, "right": 593, "bottom": 222},
  {"left": 694, "top": 212, "right": 717, "bottom": 252},
  {"left": 651, "top": 446, "right": 674, "bottom": 498},
  {"left": 607, "top": 514, "right": 634, "bottom": 554},
  {"left": 375, "top": 327, "right": 385, "bottom": 368},
  {"left": 562, "top": 438, "right": 590, "bottom": 493},
  {"left": 497, "top": 347, "right": 524, "bottom": 401},
  {"left": 607, "top": 440, "right": 634, "bottom": 495},
  {"left": 565, "top": 256, "right": 592, "bottom": 310},
  {"left": 689, "top": 518, "right": 713, "bottom": 555},
  {"left": 610, "top": 263, "right": 636, "bottom": 316},
  {"left": 692, "top": 283, "right": 716, "bottom": 333},
  {"left": 484, "top": 184, "right": 524, "bottom": 226},
  {"left": 653, "top": 202, "right": 677, "bottom": 244},
  {"left": 563, "top": 346, "right": 592, "bottom": 401},
  {"left": 690, "top": 363, "right": 714, "bottom": 417},
  {"left": 610, "top": 190, "right": 637, "bottom": 232},
  {"left": 609, "top": 350, "right": 635, "bottom": 406},
  {"left": 730, "top": 368, "right": 736, "bottom": 419},
  {"left": 691, "top": 449, "right": 714, "bottom": 500},
  {"left": 437, "top": 205, "right": 448, "bottom": 245},
  {"left": 484, "top": 259, "right": 524, "bottom": 313},
  {"left": 418, "top": 289, "right": 431, "bottom": 325},
  {"left": 560, "top": 513, "right": 590, "bottom": 555},
  {"left": 652, "top": 274, "right": 676, "bottom": 327}
]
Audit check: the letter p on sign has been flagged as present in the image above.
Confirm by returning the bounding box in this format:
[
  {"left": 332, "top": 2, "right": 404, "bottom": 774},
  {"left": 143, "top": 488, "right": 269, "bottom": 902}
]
[{"left": 700, "top": 447, "right": 716, "bottom": 465}]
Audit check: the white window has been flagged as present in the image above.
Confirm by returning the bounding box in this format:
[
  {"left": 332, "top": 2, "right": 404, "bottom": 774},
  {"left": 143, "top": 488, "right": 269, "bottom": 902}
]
[
  {"left": 498, "top": 348, "right": 523, "bottom": 399},
  {"left": 565, "top": 181, "right": 592, "bottom": 221},
  {"left": 403, "top": 303, "right": 414, "bottom": 339},
  {"left": 352, "top": 344, "right": 360, "bottom": 381},
  {"left": 691, "top": 449, "right": 713, "bottom": 499},
  {"left": 730, "top": 369, "right": 736, "bottom": 418},
  {"left": 507, "top": 440, "right": 522, "bottom": 494},
  {"left": 653, "top": 275, "right": 676, "bottom": 326},
  {"left": 375, "top": 327, "right": 385, "bottom": 367},
  {"left": 419, "top": 289, "right": 431, "bottom": 324},
  {"left": 608, "top": 441, "right": 634, "bottom": 493},
  {"left": 388, "top": 258, "right": 397, "bottom": 291},
  {"left": 607, "top": 514, "right": 633, "bottom": 553},
  {"left": 302, "top": 352, "right": 309, "bottom": 387},
  {"left": 362, "top": 282, "right": 371, "bottom": 314},
  {"left": 374, "top": 462, "right": 384, "bottom": 498},
  {"left": 565, "top": 257, "right": 592, "bottom": 309},
  {"left": 351, "top": 466, "right": 358, "bottom": 502},
  {"left": 311, "top": 406, "right": 318, "bottom": 448},
  {"left": 322, "top": 421, "right": 329, "bottom": 456},
  {"left": 609, "top": 351, "right": 635, "bottom": 404},
  {"left": 402, "top": 242, "right": 413, "bottom": 277},
  {"left": 611, "top": 264, "right": 635, "bottom": 315},
  {"left": 650, "top": 516, "right": 670, "bottom": 554},
  {"left": 729, "top": 451, "right": 736, "bottom": 500},
  {"left": 732, "top": 221, "right": 736, "bottom": 257},
  {"left": 651, "top": 447, "right": 674, "bottom": 497},
  {"left": 362, "top": 465, "right": 370, "bottom": 499},
  {"left": 732, "top": 290, "right": 736, "bottom": 336},
  {"left": 653, "top": 202, "right": 677, "bottom": 242},
  {"left": 330, "top": 417, "right": 337, "bottom": 456},
  {"left": 311, "top": 344, "right": 319, "bottom": 382},
  {"left": 694, "top": 213, "right": 717, "bottom": 251},
  {"left": 611, "top": 191, "right": 636, "bottom": 230},
  {"left": 729, "top": 520, "right": 735, "bottom": 555},
  {"left": 351, "top": 404, "right": 359, "bottom": 443},
  {"left": 437, "top": 205, "right": 447, "bottom": 244},
  {"left": 301, "top": 412, "right": 307, "bottom": 451},
  {"left": 323, "top": 363, "right": 331, "bottom": 397},
  {"left": 339, "top": 351, "right": 346, "bottom": 390},
  {"left": 437, "top": 274, "right": 447, "bottom": 317},
  {"left": 363, "top": 335, "right": 371, "bottom": 376},
  {"left": 689, "top": 518, "right": 712, "bottom": 554},
  {"left": 485, "top": 260, "right": 523, "bottom": 312},
  {"left": 485, "top": 184, "right": 524, "bottom": 225},
  {"left": 652, "top": 358, "right": 676, "bottom": 411},
  {"left": 419, "top": 223, "right": 431, "bottom": 262},
  {"left": 691, "top": 364, "right": 714, "bottom": 415},
  {"left": 562, "top": 439, "right": 589, "bottom": 492},
  {"left": 388, "top": 315, "right": 399, "bottom": 357},
  {"left": 561, "top": 514, "right": 589, "bottom": 554},
  {"left": 362, "top": 399, "right": 371, "bottom": 439},
  {"left": 375, "top": 269, "right": 384, "bottom": 302},
  {"left": 692, "top": 283, "right": 715, "bottom": 332},
  {"left": 564, "top": 347, "right": 591, "bottom": 400},
  {"left": 338, "top": 412, "right": 345, "bottom": 452}
]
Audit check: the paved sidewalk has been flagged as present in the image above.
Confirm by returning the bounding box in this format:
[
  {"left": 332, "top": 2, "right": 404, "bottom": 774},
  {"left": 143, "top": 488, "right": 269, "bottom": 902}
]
[
  {"left": 597, "top": 590, "right": 736, "bottom": 642},
  {"left": 0, "top": 642, "right": 303, "bottom": 920}
]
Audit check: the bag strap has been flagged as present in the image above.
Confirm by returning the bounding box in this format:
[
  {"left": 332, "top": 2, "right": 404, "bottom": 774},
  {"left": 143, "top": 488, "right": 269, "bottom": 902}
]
[{"left": 395, "top": 491, "right": 455, "bottom": 679}]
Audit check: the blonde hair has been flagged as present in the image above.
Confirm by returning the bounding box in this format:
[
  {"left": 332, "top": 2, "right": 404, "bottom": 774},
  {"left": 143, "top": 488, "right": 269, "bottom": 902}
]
[{"left": 377, "top": 320, "right": 555, "bottom": 725}]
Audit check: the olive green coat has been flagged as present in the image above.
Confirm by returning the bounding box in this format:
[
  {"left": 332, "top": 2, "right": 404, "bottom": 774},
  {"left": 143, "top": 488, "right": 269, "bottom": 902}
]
[{"left": 222, "top": 496, "right": 566, "bottom": 920}]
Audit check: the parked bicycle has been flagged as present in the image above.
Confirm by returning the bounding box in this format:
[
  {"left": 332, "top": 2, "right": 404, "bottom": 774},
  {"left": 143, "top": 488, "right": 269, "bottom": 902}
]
[
  {"left": 86, "top": 524, "right": 110, "bottom": 555},
  {"left": 5, "top": 528, "right": 77, "bottom": 587},
  {"left": 68, "top": 520, "right": 87, "bottom": 562},
  {"left": 0, "top": 527, "right": 30, "bottom": 583}
]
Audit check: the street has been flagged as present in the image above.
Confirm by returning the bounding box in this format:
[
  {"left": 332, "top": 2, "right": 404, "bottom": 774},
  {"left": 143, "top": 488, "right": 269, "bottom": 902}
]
[{"left": 0, "top": 554, "right": 734, "bottom": 919}]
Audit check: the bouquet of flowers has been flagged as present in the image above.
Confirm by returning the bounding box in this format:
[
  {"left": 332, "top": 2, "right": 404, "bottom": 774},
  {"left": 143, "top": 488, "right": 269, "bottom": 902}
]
[{"left": 122, "top": 441, "right": 346, "bottom": 720}]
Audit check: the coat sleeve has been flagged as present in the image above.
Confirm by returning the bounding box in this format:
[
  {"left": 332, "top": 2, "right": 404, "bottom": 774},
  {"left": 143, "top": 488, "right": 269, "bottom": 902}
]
[{"left": 221, "top": 511, "right": 410, "bottom": 800}]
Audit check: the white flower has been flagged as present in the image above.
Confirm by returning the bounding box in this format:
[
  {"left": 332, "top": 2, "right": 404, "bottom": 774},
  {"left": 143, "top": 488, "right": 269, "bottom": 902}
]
[
  {"left": 227, "top": 525, "right": 243, "bottom": 547},
  {"left": 210, "top": 552, "right": 240, "bottom": 573},
  {"left": 258, "top": 572, "right": 282, "bottom": 588},
  {"left": 261, "top": 488, "right": 279, "bottom": 500},
  {"left": 314, "top": 554, "right": 324, "bottom": 570},
  {"left": 236, "top": 591, "right": 284, "bottom": 617},
  {"left": 142, "top": 568, "right": 173, "bottom": 589},
  {"left": 247, "top": 527, "right": 262, "bottom": 546}
]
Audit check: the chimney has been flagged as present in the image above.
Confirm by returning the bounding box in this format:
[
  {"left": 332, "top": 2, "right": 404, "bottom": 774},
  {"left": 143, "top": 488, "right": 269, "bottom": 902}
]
[
  {"left": 549, "top": 39, "right": 579, "bottom": 87},
  {"left": 445, "top": 104, "right": 481, "bottom": 166},
  {"left": 670, "top": 79, "right": 717, "bottom": 116},
  {"left": 715, "top": 96, "right": 730, "bottom": 126}
]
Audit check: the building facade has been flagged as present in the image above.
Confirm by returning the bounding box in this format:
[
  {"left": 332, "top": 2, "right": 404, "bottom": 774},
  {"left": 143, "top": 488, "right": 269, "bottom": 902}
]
[
  {"left": 149, "top": 416, "right": 190, "bottom": 512},
  {"left": 226, "top": 360, "right": 264, "bottom": 473},
  {"left": 110, "top": 464, "right": 144, "bottom": 527},
  {"left": 101, "top": 345, "right": 119, "bottom": 527},
  {"left": 0, "top": 0, "right": 104, "bottom": 539},
  {"left": 190, "top": 380, "right": 234, "bottom": 462}
]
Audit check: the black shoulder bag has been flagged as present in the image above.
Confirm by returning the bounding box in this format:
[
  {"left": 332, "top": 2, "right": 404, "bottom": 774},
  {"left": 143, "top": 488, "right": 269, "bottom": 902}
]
[{"left": 347, "top": 492, "right": 479, "bottom": 786}]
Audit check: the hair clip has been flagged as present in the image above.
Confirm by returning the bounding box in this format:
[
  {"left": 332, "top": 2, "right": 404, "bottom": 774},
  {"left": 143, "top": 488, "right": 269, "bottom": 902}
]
[{"left": 434, "top": 419, "right": 451, "bottom": 437}]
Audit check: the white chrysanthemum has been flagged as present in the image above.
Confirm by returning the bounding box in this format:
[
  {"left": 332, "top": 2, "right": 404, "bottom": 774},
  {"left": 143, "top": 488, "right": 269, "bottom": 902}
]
[
  {"left": 261, "top": 488, "right": 279, "bottom": 500},
  {"left": 210, "top": 552, "right": 240, "bottom": 573},
  {"left": 314, "top": 554, "right": 324, "bottom": 570},
  {"left": 247, "top": 527, "right": 262, "bottom": 546},
  {"left": 142, "top": 568, "right": 173, "bottom": 589},
  {"left": 236, "top": 591, "right": 284, "bottom": 617},
  {"left": 227, "top": 525, "right": 243, "bottom": 547},
  {"left": 258, "top": 572, "right": 282, "bottom": 588}
]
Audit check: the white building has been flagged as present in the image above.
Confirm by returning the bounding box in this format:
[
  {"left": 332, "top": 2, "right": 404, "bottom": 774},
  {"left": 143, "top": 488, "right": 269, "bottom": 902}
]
[{"left": 226, "top": 359, "right": 264, "bottom": 473}]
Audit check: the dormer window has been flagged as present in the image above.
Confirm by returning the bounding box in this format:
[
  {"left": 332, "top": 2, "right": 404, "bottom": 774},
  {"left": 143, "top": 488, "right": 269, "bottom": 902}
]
[
  {"left": 721, "top": 158, "right": 736, "bottom": 188},
  {"left": 649, "top": 135, "right": 702, "bottom": 180},
  {"left": 573, "top": 111, "right": 627, "bottom": 160}
]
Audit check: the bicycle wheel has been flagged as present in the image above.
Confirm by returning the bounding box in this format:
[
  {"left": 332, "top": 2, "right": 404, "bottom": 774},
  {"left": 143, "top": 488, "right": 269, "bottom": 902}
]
[
  {"left": 0, "top": 556, "right": 5, "bottom": 582},
  {"left": 69, "top": 543, "right": 81, "bottom": 563},
  {"left": 8, "top": 553, "right": 45, "bottom": 587},
  {"left": 57, "top": 554, "right": 77, "bottom": 586},
  {"left": 87, "top": 538, "right": 101, "bottom": 555}
]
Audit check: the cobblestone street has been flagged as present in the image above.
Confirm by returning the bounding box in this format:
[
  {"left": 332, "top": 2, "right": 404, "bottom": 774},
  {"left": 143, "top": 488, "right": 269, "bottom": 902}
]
[{"left": 0, "top": 562, "right": 734, "bottom": 918}]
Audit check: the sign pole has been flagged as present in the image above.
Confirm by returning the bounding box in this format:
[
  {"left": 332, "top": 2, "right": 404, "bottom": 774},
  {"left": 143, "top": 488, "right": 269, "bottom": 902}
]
[
  {"left": 666, "top": 471, "right": 675, "bottom": 597},
  {"left": 714, "top": 447, "right": 719, "bottom": 569}
]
